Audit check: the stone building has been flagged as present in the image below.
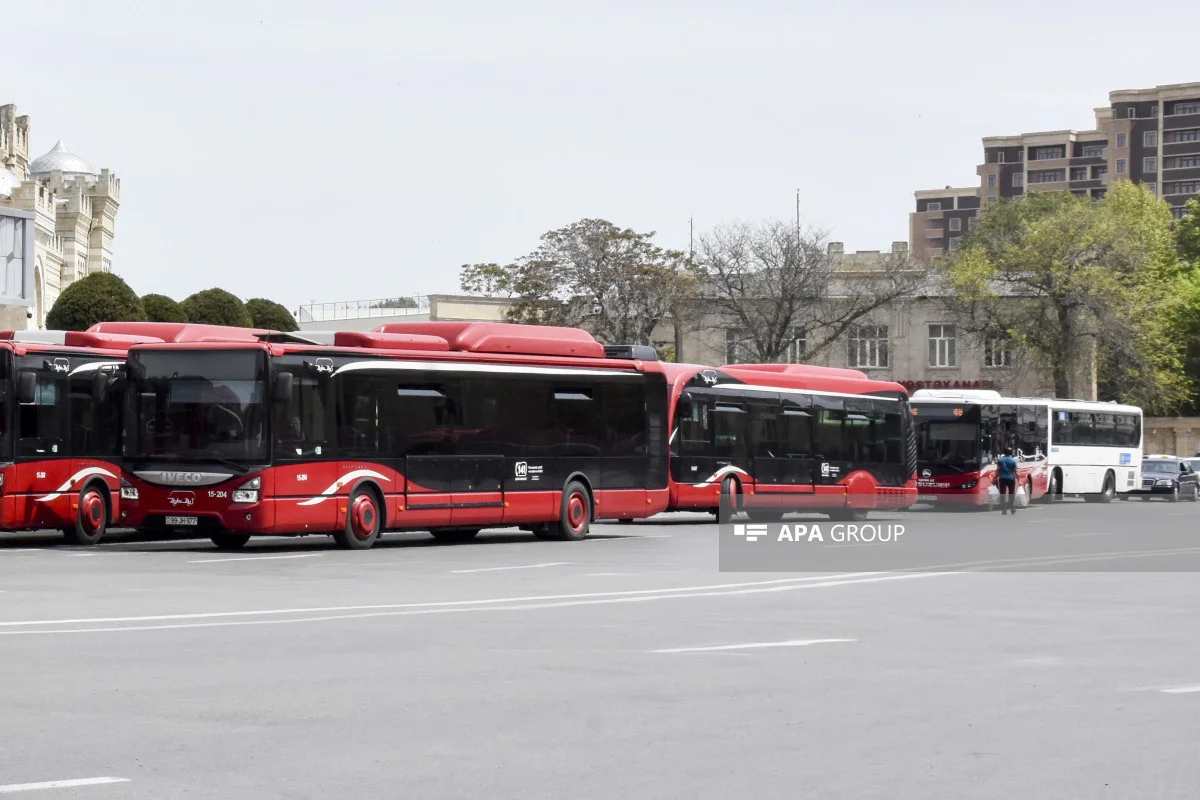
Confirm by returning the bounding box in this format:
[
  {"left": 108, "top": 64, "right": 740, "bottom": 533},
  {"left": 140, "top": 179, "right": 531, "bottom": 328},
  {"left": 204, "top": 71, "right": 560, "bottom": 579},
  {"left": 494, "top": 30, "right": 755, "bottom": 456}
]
[{"left": 0, "top": 104, "right": 120, "bottom": 329}]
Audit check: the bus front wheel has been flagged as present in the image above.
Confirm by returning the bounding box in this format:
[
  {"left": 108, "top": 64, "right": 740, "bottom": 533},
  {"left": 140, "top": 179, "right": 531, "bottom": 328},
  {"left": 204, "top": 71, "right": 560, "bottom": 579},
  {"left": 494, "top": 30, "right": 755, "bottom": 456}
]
[
  {"left": 210, "top": 532, "right": 251, "bottom": 549},
  {"left": 334, "top": 488, "right": 381, "bottom": 549},
  {"left": 554, "top": 480, "right": 593, "bottom": 541},
  {"left": 64, "top": 485, "right": 109, "bottom": 546}
]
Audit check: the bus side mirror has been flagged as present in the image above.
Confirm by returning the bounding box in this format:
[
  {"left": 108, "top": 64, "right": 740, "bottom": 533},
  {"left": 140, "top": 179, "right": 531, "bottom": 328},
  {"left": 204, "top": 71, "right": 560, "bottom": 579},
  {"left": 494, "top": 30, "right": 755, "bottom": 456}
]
[
  {"left": 15, "top": 371, "right": 36, "bottom": 404},
  {"left": 92, "top": 371, "right": 109, "bottom": 402},
  {"left": 272, "top": 372, "right": 294, "bottom": 404}
]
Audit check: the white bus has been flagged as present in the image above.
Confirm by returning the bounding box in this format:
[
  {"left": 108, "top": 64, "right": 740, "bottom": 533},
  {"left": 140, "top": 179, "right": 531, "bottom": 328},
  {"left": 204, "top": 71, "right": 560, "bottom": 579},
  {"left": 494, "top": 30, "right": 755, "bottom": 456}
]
[{"left": 911, "top": 390, "right": 1143, "bottom": 503}]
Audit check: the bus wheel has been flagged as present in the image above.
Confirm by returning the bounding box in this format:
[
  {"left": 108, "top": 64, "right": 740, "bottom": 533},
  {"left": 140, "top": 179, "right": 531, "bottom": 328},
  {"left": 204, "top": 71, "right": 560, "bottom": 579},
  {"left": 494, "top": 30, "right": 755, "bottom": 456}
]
[
  {"left": 64, "top": 486, "right": 108, "bottom": 546},
  {"left": 554, "top": 480, "right": 592, "bottom": 541},
  {"left": 210, "top": 532, "right": 251, "bottom": 549},
  {"left": 1086, "top": 473, "right": 1115, "bottom": 503},
  {"left": 718, "top": 476, "right": 739, "bottom": 522},
  {"left": 828, "top": 509, "right": 868, "bottom": 522},
  {"left": 746, "top": 510, "right": 783, "bottom": 523},
  {"left": 336, "top": 489, "right": 381, "bottom": 549},
  {"left": 430, "top": 528, "right": 480, "bottom": 543}
]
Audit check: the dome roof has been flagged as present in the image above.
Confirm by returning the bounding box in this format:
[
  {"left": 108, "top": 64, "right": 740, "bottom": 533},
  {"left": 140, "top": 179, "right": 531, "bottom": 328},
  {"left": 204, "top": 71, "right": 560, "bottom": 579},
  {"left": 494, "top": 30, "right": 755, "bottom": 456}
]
[
  {"left": 28, "top": 139, "right": 96, "bottom": 178},
  {"left": 0, "top": 168, "right": 20, "bottom": 197}
]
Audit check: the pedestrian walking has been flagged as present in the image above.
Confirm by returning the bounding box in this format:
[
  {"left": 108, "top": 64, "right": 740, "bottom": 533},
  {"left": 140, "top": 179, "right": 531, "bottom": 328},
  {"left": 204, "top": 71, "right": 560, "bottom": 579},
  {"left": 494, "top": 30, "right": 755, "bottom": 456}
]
[{"left": 997, "top": 448, "right": 1018, "bottom": 515}]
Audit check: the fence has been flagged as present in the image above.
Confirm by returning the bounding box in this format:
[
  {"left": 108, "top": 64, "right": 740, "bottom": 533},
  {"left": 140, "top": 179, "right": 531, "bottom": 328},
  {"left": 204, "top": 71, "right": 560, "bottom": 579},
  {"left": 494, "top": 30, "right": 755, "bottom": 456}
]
[{"left": 296, "top": 296, "right": 430, "bottom": 323}]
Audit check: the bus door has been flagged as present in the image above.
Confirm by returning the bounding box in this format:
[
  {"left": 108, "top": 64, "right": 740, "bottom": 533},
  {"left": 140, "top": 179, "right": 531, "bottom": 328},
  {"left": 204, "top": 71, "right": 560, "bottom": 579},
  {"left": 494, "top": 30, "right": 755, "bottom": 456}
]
[{"left": 750, "top": 393, "right": 815, "bottom": 493}]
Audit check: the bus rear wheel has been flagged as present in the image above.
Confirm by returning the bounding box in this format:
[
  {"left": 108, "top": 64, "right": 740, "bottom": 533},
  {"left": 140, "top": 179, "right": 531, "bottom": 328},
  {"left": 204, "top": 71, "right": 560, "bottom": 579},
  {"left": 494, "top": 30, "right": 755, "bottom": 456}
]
[
  {"left": 64, "top": 486, "right": 108, "bottom": 546},
  {"left": 1085, "top": 472, "right": 1114, "bottom": 503},
  {"left": 554, "top": 480, "right": 592, "bottom": 541},
  {"left": 334, "top": 488, "right": 381, "bottom": 550},
  {"left": 210, "top": 532, "right": 251, "bottom": 549},
  {"left": 430, "top": 528, "right": 480, "bottom": 543},
  {"left": 828, "top": 509, "right": 868, "bottom": 522}
]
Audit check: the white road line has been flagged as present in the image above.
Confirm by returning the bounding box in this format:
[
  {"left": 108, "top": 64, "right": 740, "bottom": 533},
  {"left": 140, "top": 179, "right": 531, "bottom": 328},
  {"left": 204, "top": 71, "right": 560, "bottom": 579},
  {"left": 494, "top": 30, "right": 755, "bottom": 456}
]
[
  {"left": 655, "top": 639, "right": 855, "bottom": 654},
  {"left": 451, "top": 562, "right": 572, "bottom": 574},
  {"left": 1063, "top": 532, "right": 1114, "bottom": 538},
  {"left": 1160, "top": 686, "right": 1200, "bottom": 694},
  {"left": 0, "top": 777, "right": 130, "bottom": 794},
  {"left": 188, "top": 553, "right": 324, "bottom": 564},
  {"left": 0, "top": 572, "right": 960, "bottom": 636}
]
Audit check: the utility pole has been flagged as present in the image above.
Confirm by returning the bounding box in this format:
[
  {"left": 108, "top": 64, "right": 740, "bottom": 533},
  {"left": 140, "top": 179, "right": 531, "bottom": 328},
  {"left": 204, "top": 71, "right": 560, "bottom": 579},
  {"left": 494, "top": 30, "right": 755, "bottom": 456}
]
[
  {"left": 688, "top": 216, "right": 694, "bottom": 262},
  {"left": 796, "top": 188, "right": 801, "bottom": 239}
]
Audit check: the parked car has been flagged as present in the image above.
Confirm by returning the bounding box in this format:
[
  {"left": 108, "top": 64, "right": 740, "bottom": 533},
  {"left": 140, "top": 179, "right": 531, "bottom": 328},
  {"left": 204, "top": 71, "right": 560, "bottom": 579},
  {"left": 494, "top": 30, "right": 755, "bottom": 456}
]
[{"left": 1129, "top": 455, "right": 1200, "bottom": 501}]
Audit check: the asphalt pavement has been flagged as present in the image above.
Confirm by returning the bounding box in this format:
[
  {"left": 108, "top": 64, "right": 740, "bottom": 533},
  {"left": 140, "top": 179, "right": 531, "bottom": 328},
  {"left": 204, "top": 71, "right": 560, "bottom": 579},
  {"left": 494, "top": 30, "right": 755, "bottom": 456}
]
[{"left": 1, "top": 498, "right": 1198, "bottom": 799}]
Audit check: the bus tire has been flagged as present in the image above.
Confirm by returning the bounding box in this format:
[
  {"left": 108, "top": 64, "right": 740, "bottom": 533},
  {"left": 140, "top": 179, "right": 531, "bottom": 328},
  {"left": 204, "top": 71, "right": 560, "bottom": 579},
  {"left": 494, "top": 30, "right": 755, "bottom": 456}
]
[
  {"left": 430, "top": 528, "right": 480, "bottom": 543},
  {"left": 1086, "top": 472, "right": 1115, "bottom": 503},
  {"left": 718, "top": 476, "right": 739, "bottom": 523},
  {"left": 210, "top": 532, "right": 251, "bottom": 549},
  {"left": 828, "top": 509, "right": 868, "bottom": 522},
  {"left": 1046, "top": 469, "right": 1064, "bottom": 502},
  {"left": 335, "top": 487, "right": 381, "bottom": 549},
  {"left": 64, "top": 484, "right": 109, "bottom": 546},
  {"left": 555, "top": 480, "right": 593, "bottom": 541},
  {"left": 746, "top": 510, "right": 783, "bottom": 523}
]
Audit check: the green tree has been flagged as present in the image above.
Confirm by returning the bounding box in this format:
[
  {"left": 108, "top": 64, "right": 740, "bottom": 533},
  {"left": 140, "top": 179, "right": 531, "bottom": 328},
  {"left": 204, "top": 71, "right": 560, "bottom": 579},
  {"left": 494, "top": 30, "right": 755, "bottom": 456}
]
[
  {"left": 460, "top": 219, "right": 694, "bottom": 346},
  {"left": 45, "top": 272, "right": 145, "bottom": 331},
  {"left": 245, "top": 298, "right": 299, "bottom": 331},
  {"left": 1172, "top": 196, "right": 1200, "bottom": 414},
  {"left": 939, "top": 182, "right": 1194, "bottom": 412},
  {"left": 181, "top": 288, "right": 253, "bottom": 327},
  {"left": 141, "top": 293, "right": 187, "bottom": 323}
]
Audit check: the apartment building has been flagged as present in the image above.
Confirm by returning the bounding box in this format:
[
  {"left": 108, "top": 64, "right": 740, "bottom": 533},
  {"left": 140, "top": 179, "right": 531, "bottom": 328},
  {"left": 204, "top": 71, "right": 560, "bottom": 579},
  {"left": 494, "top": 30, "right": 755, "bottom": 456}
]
[{"left": 910, "top": 81, "right": 1200, "bottom": 260}]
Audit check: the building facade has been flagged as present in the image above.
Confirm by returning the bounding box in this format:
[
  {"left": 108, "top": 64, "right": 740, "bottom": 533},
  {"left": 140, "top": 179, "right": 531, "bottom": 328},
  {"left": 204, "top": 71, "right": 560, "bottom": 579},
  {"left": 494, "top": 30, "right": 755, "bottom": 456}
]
[
  {"left": 910, "top": 80, "right": 1200, "bottom": 255},
  {"left": 0, "top": 104, "right": 120, "bottom": 329}
]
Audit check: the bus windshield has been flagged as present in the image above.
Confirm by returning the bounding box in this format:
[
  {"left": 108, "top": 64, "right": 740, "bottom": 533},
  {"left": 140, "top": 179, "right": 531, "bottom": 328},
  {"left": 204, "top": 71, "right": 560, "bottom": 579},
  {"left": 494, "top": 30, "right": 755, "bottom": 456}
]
[
  {"left": 126, "top": 349, "right": 268, "bottom": 464},
  {"left": 913, "top": 407, "right": 982, "bottom": 474}
]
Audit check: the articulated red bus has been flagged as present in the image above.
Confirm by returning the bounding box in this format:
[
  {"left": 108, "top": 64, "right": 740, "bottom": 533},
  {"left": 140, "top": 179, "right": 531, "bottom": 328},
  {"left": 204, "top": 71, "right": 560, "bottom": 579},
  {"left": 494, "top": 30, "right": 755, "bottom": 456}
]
[
  {"left": 663, "top": 363, "right": 918, "bottom": 521},
  {"left": 98, "top": 321, "right": 670, "bottom": 549},
  {"left": 0, "top": 329, "right": 161, "bottom": 543}
]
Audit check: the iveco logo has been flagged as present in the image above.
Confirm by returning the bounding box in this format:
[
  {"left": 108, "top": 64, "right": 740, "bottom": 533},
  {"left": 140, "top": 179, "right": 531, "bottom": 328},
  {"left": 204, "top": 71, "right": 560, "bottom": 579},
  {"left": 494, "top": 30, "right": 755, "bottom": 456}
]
[
  {"left": 163, "top": 472, "right": 205, "bottom": 484},
  {"left": 168, "top": 491, "right": 195, "bottom": 507},
  {"left": 921, "top": 469, "right": 932, "bottom": 479}
]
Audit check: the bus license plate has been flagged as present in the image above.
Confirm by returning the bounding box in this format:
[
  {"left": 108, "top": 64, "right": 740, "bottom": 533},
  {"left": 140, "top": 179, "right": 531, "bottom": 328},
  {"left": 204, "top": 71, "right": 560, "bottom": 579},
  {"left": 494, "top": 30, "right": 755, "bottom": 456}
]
[
  {"left": 165, "top": 516, "right": 198, "bottom": 527},
  {"left": 918, "top": 494, "right": 938, "bottom": 502}
]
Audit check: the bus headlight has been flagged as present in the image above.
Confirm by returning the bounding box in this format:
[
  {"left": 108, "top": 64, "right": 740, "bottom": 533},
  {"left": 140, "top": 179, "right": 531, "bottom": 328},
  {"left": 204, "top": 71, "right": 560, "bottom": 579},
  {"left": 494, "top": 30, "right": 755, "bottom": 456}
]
[
  {"left": 120, "top": 478, "right": 138, "bottom": 501},
  {"left": 233, "top": 477, "right": 261, "bottom": 504},
  {"left": 961, "top": 480, "right": 978, "bottom": 489}
]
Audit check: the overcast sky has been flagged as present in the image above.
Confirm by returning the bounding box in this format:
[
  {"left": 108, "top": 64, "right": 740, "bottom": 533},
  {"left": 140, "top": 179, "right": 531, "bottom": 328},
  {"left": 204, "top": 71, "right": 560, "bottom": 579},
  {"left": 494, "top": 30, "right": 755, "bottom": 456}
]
[{"left": 6, "top": 0, "right": 1198, "bottom": 313}]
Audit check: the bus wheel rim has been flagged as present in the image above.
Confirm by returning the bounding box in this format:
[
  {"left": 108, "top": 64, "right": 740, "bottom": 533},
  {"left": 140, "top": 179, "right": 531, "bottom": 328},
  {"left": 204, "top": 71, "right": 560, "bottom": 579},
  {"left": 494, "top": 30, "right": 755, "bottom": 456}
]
[
  {"left": 81, "top": 491, "right": 104, "bottom": 532},
  {"left": 351, "top": 496, "right": 376, "bottom": 539},
  {"left": 567, "top": 493, "right": 586, "bottom": 531}
]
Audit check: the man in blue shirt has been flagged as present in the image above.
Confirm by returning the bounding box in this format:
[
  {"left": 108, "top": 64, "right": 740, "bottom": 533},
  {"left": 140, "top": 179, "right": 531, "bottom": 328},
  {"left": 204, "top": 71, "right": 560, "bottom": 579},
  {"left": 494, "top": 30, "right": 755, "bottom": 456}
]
[{"left": 996, "top": 448, "right": 1018, "bottom": 515}]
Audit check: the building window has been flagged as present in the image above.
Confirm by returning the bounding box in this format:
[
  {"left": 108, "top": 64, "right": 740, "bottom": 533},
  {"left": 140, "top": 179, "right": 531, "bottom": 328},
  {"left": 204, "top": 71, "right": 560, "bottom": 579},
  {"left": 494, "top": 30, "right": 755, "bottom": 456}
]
[
  {"left": 1144, "top": 157, "right": 1158, "bottom": 174},
  {"left": 988, "top": 195, "right": 998, "bottom": 205},
  {"left": 1171, "top": 155, "right": 1200, "bottom": 169},
  {"left": 848, "top": 325, "right": 889, "bottom": 369},
  {"left": 1033, "top": 146, "right": 1065, "bottom": 160},
  {"left": 784, "top": 330, "right": 806, "bottom": 364},
  {"left": 926, "top": 202, "right": 941, "bottom": 212},
  {"left": 984, "top": 334, "right": 1012, "bottom": 368},
  {"left": 1012, "top": 172, "right": 1024, "bottom": 187},
  {"left": 1172, "top": 101, "right": 1200, "bottom": 116},
  {"left": 1116, "top": 133, "right": 1128, "bottom": 148},
  {"left": 948, "top": 237, "right": 962, "bottom": 251},
  {"left": 1070, "top": 167, "right": 1088, "bottom": 181},
  {"left": 1172, "top": 129, "right": 1200, "bottom": 143},
  {"left": 1093, "top": 166, "right": 1108, "bottom": 179},
  {"left": 1071, "top": 189, "right": 1087, "bottom": 197},
  {"left": 1146, "top": 182, "right": 1157, "bottom": 196},
  {"left": 1152, "top": 106, "right": 1160, "bottom": 117},
  {"left": 928, "top": 325, "right": 957, "bottom": 368},
  {"left": 1082, "top": 144, "right": 1105, "bottom": 158},
  {"left": 1092, "top": 188, "right": 1107, "bottom": 199},
  {"left": 1171, "top": 182, "right": 1200, "bottom": 196},
  {"left": 1174, "top": 206, "right": 1190, "bottom": 220},
  {"left": 1144, "top": 130, "right": 1158, "bottom": 148},
  {"left": 1127, "top": 108, "right": 1136, "bottom": 119},
  {"left": 987, "top": 174, "right": 997, "bottom": 189},
  {"left": 948, "top": 217, "right": 962, "bottom": 232},
  {"left": 996, "top": 152, "right": 1006, "bottom": 164},
  {"left": 1029, "top": 170, "right": 1065, "bottom": 184},
  {"left": 1116, "top": 159, "right": 1127, "bottom": 174}
]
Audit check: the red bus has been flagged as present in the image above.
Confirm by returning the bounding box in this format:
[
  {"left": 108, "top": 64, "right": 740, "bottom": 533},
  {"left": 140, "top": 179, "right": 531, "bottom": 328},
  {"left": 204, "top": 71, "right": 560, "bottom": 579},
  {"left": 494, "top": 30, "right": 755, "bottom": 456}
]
[
  {"left": 664, "top": 363, "right": 918, "bottom": 521},
  {"left": 0, "top": 329, "right": 161, "bottom": 543},
  {"left": 102, "top": 321, "right": 670, "bottom": 549}
]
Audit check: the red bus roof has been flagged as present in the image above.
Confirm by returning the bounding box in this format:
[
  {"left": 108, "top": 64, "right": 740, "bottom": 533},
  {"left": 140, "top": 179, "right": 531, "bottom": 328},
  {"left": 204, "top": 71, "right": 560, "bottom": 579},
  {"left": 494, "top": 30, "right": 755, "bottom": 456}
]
[
  {"left": 726, "top": 363, "right": 870, "bottom": 380},
  {"left": 659, "top": 362, "right": 909, "bottom": 399},
  {"left": 372, "top": 321, "right": 605, "bottom": 359},
  {"left": 87, "top": 322, "right": 274, "bottom": 343}
]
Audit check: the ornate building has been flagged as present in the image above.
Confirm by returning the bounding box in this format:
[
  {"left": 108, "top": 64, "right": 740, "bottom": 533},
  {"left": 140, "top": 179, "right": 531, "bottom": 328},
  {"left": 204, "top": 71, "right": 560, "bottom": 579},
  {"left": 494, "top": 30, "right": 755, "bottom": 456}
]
[{"left": 0, "top": 104, "right": 120, "bottom": 329}]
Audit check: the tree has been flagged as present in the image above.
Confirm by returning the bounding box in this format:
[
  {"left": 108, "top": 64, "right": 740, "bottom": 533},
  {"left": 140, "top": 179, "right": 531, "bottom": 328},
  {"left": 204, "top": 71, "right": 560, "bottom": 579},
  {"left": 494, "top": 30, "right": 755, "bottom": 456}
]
[
  {"left": 459, "top": 219, "right": 694, "bottom": 346},
  {"left": 181, "top": 288, "right": 253, "bottom": 327},
  {"left": 141, "top": 293, "right": 187, "bottom": 323},
  {"left": 45, "top": 272, "right": 145, "bottom": 331},
  {"left": 245, "top": 298, "right": 299, "bottom": 331},
  {"left": 1172, "top": 197, "right": 1200, "bottom": 414},
  {"left": 693, "top": 221, "right": 920, "bottom": 363},
  {"left": 938, "top": 183, "right": 1195, "bottom": 412}
]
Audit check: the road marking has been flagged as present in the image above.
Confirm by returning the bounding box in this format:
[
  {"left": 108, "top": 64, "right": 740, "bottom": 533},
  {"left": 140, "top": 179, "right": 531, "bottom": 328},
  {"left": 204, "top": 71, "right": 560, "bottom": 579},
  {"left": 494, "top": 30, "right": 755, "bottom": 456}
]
[
  {"left": 1160, "top": 686, "right": 1200, "bottom": 694},
  {"left": 1062, "top": 532, "right": 1114, "bottom": 538},
  {"left": 188, "top": 553, "right": 325, "bottom": 564},
  {"left": 655, "top": 638, "right": 855, "bottom": 654},
  {"left": 0, "top": 572, "right": 960, "bottom": 636},
  {"left": 452, "top": 562, "right": 572, "bottom": 574},
  {"left": 0, "top": 777, "right": 130, "bottom": 794}
]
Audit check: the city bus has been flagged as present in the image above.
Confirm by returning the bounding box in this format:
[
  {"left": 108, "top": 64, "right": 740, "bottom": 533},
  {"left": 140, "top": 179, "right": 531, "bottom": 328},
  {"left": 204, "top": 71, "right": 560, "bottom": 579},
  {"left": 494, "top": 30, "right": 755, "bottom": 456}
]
[
  {"left": 664, "top": 363, "right": 918, "bottom": 521},
  {"left": 98, "top": 321, "right": 670, "bottom": 549},
  {"left": 0, "top": 329, "right": 162, "bottom": 543},
  {"left": 910, "top": 389, "right": 1143, "bottom": 505}
]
